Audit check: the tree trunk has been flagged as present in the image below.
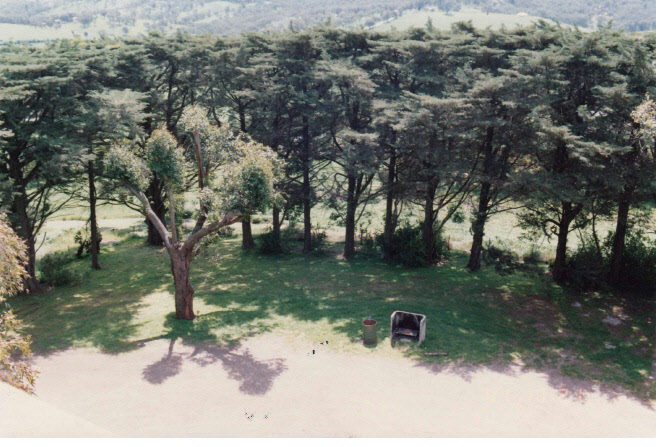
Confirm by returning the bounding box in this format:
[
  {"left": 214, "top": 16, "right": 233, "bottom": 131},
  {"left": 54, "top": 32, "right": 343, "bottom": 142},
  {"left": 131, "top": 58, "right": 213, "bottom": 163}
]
[
  {"left": 146, "top": 178, "right": 167, "bottom": 246},
  {"left": 552, "top": 203, "right": 573, "bottom": 283},
  {"left": 168, "top": 186, "right": 177, "bottom": 245},
  {"left": 272, "top": 206, "right": 281, "bottom": 242},
  {"left": 609, "top": 190, "right": 632, "bottom": 286},
  {"left": 20, "top": 234, "right": 41, "bottom": 293},
  {"left": 11, "top": 188, "right": 41, "bottom": 293},
  {"left": 88, "top": 161, "right": 101, "bottom": 270},
  {"left": 302, "top": 117, "right": 312, "bottom": 254},
  {"left": 344, "top": 174, "right": 357, "bottom": 259},
  {"left": 241, "top": 216, "right": 255, "bottom": 250},
  {"left": 170, "top": 248, "right": 195, "bottom": 320},
  {"left": 382, "top": 150, "right": 397, "bottom": 261},
  {"left": 302, "top": 170, "right": 312, "bottom": 254},
  {"left": 467, "top": 181, "right": 491, "bottom": 272},
  {"left": 422, "top": 178, "right": 438, "bottom": 265}
]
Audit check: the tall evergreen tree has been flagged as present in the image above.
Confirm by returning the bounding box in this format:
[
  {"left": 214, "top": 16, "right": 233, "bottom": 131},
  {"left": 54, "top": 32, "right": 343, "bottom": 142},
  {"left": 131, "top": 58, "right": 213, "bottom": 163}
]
[{"left": 0, "top": 42, "right": 90, "bottom": 291}]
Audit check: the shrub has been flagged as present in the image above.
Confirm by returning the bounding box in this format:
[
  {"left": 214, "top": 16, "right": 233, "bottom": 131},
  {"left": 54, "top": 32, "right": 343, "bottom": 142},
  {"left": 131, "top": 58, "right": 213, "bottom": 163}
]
[
  {"left": 380, "top": 223, "right": 449, "bottom": 267},
  {"left": 216, "top": 225, "right": 234, "bottom": 238},
  {"left": 522, "top": 245, "right": 543, "bottom": 265},
  {"left": 357, "top": 227, "right": 378, "bottom": 258},
  {"left": 483, "top": 239, "right": 521, "bottom": 275},
  {"left": 564, "top": 236, "right": 607, "bottom": 291},
  {"left": 309, "top": 229, "right": 328, "bottom": 253},
  {"left": 38, "top": 251, "right": 79, "bottom": 287},
  {"left": 180, "top": 208, "right": 194, "bottom": 220},
  {"left": 0, "top": 215, "right": 36, "bottom": 392},
  {"left": 611, "top": 230, "right": 655, "bottom": 296},
  {"left": 74, "top": 222, "right": 102, "bottom": 258},
  {"left": 565, "top": 230, "right": 655, "bottom": 297},
  {"left": 256, "top": 227, "right": 289, "bottom": 255}
]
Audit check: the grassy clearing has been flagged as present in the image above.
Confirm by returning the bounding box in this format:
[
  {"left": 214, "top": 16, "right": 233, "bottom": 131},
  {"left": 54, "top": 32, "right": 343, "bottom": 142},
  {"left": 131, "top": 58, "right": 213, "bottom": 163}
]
[{"left": 9, "top": 225, "right": 655, "bottom": 402}]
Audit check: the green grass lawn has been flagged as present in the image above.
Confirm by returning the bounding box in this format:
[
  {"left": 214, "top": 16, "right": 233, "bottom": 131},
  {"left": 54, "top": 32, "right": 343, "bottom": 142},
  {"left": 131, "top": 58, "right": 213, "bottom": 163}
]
[{"left": 9, "top": 227, "right": 655, "bottom": 402}]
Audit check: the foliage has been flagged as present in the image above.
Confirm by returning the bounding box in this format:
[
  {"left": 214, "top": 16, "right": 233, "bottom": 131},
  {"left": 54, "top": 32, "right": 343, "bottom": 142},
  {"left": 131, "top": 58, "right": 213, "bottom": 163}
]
[
  {"left": 566, "top": 230, "right": 656, "bottom": 296},
  {"left": 146, "top": 128, "right": 187, "bottom": 189},
  {"left": 38, "top": 251, "right": 80, "bottom": 287},
  {"left": 105, "top": 143, "right": 152, "bottom": 191},
  {"left": 379, "top": 223, "right": 449, "bottom": 267},
  {"left": 632, "top": 96, "right": 656, "bottom": 157},
  {"left": 357, "top": 226, "right": 379, "bottom": 258},
  {"left": 522, "top": 246, "right": 543, "bottom": 265},
  {"left": 482, "top": 239, "right": 523, "bottom": 275},
  {"left": 0, "top": 215, "right": 36, "bottom": 393},
  {"left": 213, "top": 138, "right": 278, "bottom": 216},
  {"left": 256, "top": 227, "right": 290, "bottom": 255},
  {"left": 74, "top": 222, "right": 103, "bottom": 259},
  {"left": 0, "top": 215, "right": 27, "bottom": 297},
  {"left": 311, "top": 229, "right": 329, "bottom": 253},
  {"left": 617, "top": 231, "right": 656, "bottom": 297}
]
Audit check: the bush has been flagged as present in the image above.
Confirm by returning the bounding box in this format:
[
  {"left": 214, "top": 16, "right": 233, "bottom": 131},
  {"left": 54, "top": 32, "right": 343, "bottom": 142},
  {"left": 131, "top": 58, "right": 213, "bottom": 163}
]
[
  {"left": 522, "top": 245, "right": 543, "bottom": 265},
  {"left": 309, "top": 229, "right": 328, "bottom": 253},
  {"left": 565, "top": 236, "right": 607, "bottom": 291},
  {"left": 565, "top": 230, "right": 655, "bottom": 296},
  {"left": 380, "top": 223, "right": 449, "bottom": 267},
  {"left": 216, "top": 225, "right": 234, "bottom": 238},
  {"left": 74, "top": 223, "right": 102, "bottom": 258},
  {"left": 256, "top": 227, "right": 289, "bottom": 255},
  {"left": 483, "top": 239, "right": 521, "bottom": 275},
  {"left": 611, "top": 230, "right": 655, "bottom": 296},
  {"left": 357, "top": 227, "right": 378, "bottom": 258},
  {"left": 38, "top": 250, "right": 79, "bottom": 287}
]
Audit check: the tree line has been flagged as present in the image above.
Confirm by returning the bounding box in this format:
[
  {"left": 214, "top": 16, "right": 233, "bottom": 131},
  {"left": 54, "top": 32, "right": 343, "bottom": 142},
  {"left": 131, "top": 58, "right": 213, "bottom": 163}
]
[{"left": 0, "top": 22, "right": 655, "bottom": 318}]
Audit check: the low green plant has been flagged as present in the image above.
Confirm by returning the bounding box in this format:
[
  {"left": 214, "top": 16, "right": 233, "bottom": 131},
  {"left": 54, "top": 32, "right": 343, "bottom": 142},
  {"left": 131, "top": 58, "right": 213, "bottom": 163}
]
[
  {"left": 566, "top": 230, "right": 656, "bottom": 296},
  {"left": 357, "top": 226, "right": 378, "bottom": 258},
  {"left": 309, "top": 228, "right": 329, "bottom": 254},
  {"left": 74, "top": 222, "right": 102, "bottom": 258},
  {"left": 256, "top": 227, "right": 289, "bottom": 255},
  {"left": 522, "top": 245, "right": 543, "bottom": 265},
  {"left": 379, "top": 223, "right": 449, "bottom": 267},
  {"left": 618, "top": 230, "right": 656, "bottom": 296},
  {"left": 38, "top": 250, "right": 80, "bottom": 287},
  {"left": 483, "top": 239, "right": 521, "bottom": 275}
]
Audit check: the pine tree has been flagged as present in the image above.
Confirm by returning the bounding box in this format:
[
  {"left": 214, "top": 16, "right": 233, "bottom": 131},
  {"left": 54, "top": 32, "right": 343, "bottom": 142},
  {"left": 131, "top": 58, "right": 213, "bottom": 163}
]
[{"left": 0, "top": 41, "right": 91, "bottom": 291}]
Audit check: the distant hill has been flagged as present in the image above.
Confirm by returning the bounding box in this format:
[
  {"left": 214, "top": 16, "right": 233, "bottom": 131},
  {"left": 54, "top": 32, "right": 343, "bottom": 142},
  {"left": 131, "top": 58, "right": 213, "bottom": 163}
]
[
  {"left": 0, "top": 0, "right": 654, "bottom": 42},
  {"left": 370, "top": 7, "right": 568, "bottom": 32}
]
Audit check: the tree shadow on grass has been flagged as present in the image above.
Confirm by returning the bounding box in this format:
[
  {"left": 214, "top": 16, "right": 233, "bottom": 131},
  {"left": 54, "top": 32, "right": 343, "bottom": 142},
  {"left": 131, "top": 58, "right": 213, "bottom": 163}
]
[
  {"left": 194, "top": 239, "right": 655, "bottom": 406},
  {"left": 10, "top": 240, "right": 172, "bottom": 356},
  {"left": 10, "top": 236, "right": 654, "bottom": 406}
]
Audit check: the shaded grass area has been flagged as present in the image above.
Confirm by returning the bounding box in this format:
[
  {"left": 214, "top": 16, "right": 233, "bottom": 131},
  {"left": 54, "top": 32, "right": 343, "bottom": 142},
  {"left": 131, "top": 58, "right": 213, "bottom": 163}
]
[{"left": 9, "top": 232, "right": 656, "bottom": 402}]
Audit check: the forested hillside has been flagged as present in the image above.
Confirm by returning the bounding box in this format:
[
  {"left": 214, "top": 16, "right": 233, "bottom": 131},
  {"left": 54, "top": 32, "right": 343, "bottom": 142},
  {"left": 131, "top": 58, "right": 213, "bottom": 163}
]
[{"left": 0, "top": 0, "right": 654, "bottom": 42}]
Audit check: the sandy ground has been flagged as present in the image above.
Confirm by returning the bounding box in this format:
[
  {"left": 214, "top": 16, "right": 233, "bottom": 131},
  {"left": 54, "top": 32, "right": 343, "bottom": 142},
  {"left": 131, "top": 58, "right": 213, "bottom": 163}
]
[{"left": 1, "top": 334, "right": 655, "bottom": 437}]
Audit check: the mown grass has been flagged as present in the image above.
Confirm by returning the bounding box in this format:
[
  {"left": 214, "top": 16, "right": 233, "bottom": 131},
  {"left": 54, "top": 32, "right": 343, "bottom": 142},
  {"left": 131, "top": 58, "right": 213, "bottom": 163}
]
[{"left": 9, "top": 228, "right": 655, "bottom": 403}]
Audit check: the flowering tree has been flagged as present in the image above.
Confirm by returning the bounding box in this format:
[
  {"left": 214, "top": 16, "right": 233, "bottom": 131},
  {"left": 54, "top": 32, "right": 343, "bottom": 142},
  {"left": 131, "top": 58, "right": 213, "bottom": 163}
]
[
  {"left": 106, "top": 105, "right": 277, "bottom": 320},
  {"left": 0, "top": 214, "right": 36, "bottom": 392}
]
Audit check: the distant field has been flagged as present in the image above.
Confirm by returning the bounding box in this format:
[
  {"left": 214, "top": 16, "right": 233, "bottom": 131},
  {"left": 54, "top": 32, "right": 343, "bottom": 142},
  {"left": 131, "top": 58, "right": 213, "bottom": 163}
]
[
  {"left": 371, "top": 7, "right": 569, "bottom": 32},
  {"left": 0, "top": 17, "right": 152, "bottom": 42}
]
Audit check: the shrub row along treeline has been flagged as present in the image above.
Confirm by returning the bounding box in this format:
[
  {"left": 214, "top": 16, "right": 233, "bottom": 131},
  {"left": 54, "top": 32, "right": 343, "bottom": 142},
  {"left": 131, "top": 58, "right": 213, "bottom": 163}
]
[{"left": 0, "top": 23, "right": 655, "bottom": 303}]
